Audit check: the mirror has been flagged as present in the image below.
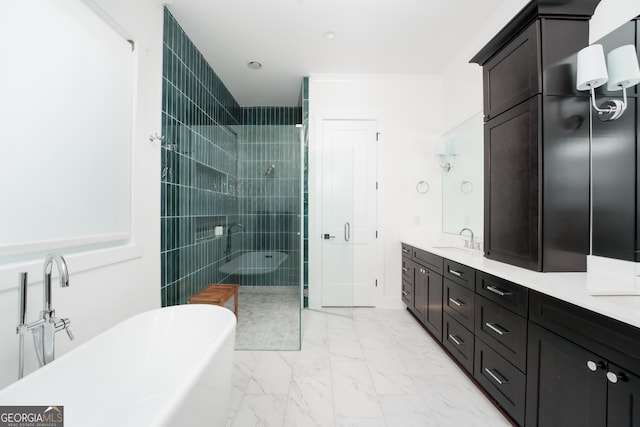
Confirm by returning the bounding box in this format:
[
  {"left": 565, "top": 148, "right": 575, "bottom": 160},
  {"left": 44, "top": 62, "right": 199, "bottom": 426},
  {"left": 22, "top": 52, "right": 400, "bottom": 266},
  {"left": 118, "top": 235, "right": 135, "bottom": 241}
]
[{"left": 441, "top": 113, "right": 484, "bottom": 238}]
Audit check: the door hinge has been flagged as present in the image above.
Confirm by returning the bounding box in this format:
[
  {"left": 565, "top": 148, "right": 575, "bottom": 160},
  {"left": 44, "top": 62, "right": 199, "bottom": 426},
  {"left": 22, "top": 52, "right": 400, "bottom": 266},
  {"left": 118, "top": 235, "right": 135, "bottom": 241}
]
[
  {"left": 375, "top": 279, "right": 378, "bottom": 287},
  {"left": 376, "top": 132, "right": 380, "bottom": 141},
  {"left": 376, "top": 182, "right": 379, "bottom": 190},
  {"left": 376, "top": 230, "right": 378, "bottom": 238}
]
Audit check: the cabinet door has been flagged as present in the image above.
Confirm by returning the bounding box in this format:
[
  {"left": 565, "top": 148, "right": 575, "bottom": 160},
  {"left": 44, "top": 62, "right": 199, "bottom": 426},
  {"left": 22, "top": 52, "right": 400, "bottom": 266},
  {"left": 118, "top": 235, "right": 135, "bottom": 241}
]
[
  {"left": 607, "top": 363, "right": 640, "bottom": 427},
  {"left": 425, "top": 271, "right": 443, "bottom": 342},
  {"left": 484, "top": 96, "right": 541, "bottom": 271},
  {"left": 414, "top": 265, "right": 427, "bottom": 322},
  {"left": 483, "top": 21, "right": 540, "bottom": 119},
  {"left": 416, "top": 266, "right": 442, "bottom": 342},
  {"left": 526, "top": 323, "right": 607, "bottom": 427}
]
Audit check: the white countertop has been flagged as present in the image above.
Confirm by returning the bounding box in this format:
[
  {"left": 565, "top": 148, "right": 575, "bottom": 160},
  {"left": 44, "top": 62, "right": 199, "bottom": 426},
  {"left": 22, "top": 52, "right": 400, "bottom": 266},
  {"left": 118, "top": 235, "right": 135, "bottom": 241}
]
[{"left": 402, "top": 237, "right": 640, "bottom": 330}]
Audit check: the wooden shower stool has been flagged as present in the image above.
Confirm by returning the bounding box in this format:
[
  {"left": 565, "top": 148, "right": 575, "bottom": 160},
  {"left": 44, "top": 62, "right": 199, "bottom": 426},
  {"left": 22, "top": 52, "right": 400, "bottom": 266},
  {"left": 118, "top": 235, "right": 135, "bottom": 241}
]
[{"left": 187, "top": 283, "right": 239, "bottom": 318}]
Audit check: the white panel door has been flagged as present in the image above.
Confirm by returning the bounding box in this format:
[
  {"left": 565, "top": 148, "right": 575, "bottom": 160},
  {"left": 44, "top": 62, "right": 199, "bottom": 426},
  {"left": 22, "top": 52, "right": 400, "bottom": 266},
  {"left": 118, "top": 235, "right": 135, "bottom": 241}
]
[{"left": 321, "top": 120, "right": 377, "bottom": 307}]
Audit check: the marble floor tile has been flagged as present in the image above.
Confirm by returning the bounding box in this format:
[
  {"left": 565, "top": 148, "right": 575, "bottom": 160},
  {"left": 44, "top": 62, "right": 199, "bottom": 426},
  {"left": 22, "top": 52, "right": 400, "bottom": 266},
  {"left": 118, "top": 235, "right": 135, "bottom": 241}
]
[
  {"left": 232, "top": 393, "right": 288, "bottom": 427},
  {"left": 380, "top": 394, "right": 439, "bottom": 427},
  {"left": 332, "top": 359, "right": 383, "bottom": 419},
  {"left": 284, "top": 376, "right": 334, "bottom": 427},
  {"left": 245, "top": 352, "right": 293, "bottom": 394},
  {"left": 228, "top": 308, "right": 514, "bottom": 427}
]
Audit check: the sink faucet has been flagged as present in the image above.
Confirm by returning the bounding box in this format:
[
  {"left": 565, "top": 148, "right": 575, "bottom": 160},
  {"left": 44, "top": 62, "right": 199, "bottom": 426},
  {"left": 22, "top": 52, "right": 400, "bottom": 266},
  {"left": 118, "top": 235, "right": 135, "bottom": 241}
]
[
  {"left": 16, "top": 253, "right": 73, "bottom": 378},
  {"left": 459, "top": 228, "right": 474, "bottom": 248}
]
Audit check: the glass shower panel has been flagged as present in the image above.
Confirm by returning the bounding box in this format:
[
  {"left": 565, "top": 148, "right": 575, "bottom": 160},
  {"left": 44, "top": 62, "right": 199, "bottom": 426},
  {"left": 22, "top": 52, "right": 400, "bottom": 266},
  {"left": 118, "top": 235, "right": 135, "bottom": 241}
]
[{"left": 235, "top": 108, "right": 303, "bottom": 350}]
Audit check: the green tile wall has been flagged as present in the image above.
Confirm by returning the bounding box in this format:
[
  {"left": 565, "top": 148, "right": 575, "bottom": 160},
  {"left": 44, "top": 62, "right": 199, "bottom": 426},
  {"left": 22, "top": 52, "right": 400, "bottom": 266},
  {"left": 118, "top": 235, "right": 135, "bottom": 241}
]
[
  {"left": 302, "top": 77, "right": 309, "bottom": 307},
  {"left": 239, "top": 107, "right": 302, "bottom": 286},
  {"left": 161, "top": 8, "right": 303, "bottom": 304},
  {"left": 161, "top": 8, "right": 241, "bottom": 306}
]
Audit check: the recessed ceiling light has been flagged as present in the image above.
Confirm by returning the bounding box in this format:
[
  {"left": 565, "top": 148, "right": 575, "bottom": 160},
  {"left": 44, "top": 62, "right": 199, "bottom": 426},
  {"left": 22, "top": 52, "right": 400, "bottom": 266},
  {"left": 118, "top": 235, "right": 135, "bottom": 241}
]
[
  {"left": 324, "top": 31, "right": 336, "bottom": 40},
  {"left": 247, "top": 61, "right": 262, "bottom": 70}
]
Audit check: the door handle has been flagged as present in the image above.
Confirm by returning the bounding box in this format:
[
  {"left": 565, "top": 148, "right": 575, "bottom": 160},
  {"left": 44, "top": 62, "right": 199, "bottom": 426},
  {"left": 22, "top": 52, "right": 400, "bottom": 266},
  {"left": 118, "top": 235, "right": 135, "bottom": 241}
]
[
  {"left": 323, "top": 234, "right": 335, "bottom": 240},
  {"left": 344, "top": 222, "right": 350, "bottom": 242}
]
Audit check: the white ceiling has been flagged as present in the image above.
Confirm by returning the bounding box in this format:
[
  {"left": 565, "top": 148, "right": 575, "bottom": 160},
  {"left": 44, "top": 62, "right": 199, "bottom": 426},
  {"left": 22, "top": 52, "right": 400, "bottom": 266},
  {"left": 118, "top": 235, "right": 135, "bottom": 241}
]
[{"left": 167, "top": 0, "right": 520, "bottom": 106}]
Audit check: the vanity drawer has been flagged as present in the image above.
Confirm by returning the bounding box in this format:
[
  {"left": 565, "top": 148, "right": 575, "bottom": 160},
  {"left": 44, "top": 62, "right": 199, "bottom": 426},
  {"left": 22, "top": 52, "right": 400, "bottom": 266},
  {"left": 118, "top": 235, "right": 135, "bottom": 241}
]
[
  {"left": 475, "top": 295, "right": 528, "bottom": 372},
  {"left": 443, "top": 278, "right": 475, "bottom": 332},
  {"left": 401, "top": 279, "right": 413, "bottom": 306},
  {"left": 474, "top": 337, "right": 526, "bottom": 426},
  {"left": 401, "top": 243, "right": 412, "bottom": 257},
  {"left": 476, "top": 271, "right": 528, "bottom": 316},
  {"left": 413, "top": 248, "right": 443, "bottom": 275},
  {"left": 443, "top": 259, "right": 475, "bottom": 290},
  {"left": 443, "top": 312, "right": 474, "bottom": 374},
  {"left": 401, "top": 256, "right": 413, "bottom": 282}
]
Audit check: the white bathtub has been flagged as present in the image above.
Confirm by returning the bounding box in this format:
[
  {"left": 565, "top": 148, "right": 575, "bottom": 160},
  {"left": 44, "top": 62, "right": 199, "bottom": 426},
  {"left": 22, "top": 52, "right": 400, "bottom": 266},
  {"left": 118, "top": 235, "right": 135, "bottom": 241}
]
[
  {"left": 219, "top": 251, "right": 288, "bottom": 275},
  {"left": 0, "top": 304, "right": 236, "bottom": 427}
]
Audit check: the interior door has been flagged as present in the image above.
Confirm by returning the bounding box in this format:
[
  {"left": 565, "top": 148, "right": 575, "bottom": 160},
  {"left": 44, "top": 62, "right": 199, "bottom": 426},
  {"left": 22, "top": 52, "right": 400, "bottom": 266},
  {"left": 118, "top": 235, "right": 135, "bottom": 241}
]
[{"left": 321, "top": 120, "right": 377, "bottom": 306}]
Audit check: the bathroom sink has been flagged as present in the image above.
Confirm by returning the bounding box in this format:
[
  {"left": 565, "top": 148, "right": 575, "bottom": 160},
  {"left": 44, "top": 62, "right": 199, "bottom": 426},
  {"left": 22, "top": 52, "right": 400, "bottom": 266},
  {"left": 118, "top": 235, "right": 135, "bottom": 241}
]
[{"left": 431, "top": 246, "right": 473, "bottom": 253}]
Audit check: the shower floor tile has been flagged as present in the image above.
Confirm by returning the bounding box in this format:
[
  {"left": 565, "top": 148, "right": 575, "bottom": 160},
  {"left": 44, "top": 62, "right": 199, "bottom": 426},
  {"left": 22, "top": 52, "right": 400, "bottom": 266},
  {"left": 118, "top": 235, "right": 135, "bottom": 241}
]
[{"left": 234, "top": 286, "right": 301, "bottom": 350}]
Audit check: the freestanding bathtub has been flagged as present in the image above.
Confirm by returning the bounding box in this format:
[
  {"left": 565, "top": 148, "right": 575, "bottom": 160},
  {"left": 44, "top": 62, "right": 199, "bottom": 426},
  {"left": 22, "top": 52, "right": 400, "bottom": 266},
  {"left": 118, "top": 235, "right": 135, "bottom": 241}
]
[{"left": 0, "top": 304, "right": 236, "bottom": 427}]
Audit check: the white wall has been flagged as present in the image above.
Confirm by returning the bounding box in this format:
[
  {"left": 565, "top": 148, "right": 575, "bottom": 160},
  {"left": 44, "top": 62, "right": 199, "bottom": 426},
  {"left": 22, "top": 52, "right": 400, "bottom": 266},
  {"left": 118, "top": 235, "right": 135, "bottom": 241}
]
[
  {"left": 308, "top": 74, "right": 444, "bottom": 309},
  {"left": 590, "top": 0, "right": 640, "bottom": 43},
  {"left": 0, "top": 0, "right": 163, "bottom": 388}
]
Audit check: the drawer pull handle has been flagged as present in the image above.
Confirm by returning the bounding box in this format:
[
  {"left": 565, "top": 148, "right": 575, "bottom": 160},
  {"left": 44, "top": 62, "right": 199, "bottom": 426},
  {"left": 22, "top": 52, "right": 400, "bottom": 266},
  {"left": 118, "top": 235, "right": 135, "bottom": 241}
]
[
  {"left": 486, "top": 285, "right": 511, "bottom": 296},
  {"left": 402, "top": 248, "right": 409, "bottom": 254},
  {"left": 485, "top": 322, "right": 508, "bottom": 336},
  {"left": 484, "top": 368, "right": 508, "bottom": 385},
  {"left": 402, "top": 291, "right": 409, "bottom": 296},
  {"left": 402, "top": 267, "right": 408, "bottom": 272},
  {"left": 449, "top": 269, "right": 463, "bottom": 277},
  {"left": 448, "top": 297, "right": 464, "bottom": 307},
  {"left": 447, "top": 334, "right": 463, "bottom": 346}
]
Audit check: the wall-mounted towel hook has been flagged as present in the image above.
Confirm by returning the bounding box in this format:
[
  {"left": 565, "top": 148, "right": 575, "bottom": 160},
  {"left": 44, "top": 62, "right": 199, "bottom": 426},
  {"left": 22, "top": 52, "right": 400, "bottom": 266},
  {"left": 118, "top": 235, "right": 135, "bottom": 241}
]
[
  {"left": 460, "top": 180, "right": 474, "bottom": 194},
  {"left": 416, "top": 180, "right": 429, "bottom": 194},
  {"left": 149, "top": 133, "right": 165, "bottom": 143}
]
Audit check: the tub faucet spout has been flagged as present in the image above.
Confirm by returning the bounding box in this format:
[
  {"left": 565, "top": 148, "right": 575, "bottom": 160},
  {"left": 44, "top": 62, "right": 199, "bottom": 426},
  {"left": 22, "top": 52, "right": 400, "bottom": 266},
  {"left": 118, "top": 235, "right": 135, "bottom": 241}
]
[{"left": 16, "top": 254, "right": 73, "bottom": 378}]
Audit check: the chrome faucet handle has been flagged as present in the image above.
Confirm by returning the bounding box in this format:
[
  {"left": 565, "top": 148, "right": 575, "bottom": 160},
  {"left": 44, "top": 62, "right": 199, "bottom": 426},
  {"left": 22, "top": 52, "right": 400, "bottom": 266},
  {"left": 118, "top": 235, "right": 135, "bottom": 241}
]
[{"left": 55, "top": 318, "right": 74, "bottom": 341}]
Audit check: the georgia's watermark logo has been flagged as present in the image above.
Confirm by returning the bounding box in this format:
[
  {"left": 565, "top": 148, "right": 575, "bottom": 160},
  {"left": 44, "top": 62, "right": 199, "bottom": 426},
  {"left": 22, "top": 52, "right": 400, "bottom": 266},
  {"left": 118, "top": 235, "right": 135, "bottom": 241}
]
[{"left": 0, "top": 405, "right": 64, "bottom": 427}]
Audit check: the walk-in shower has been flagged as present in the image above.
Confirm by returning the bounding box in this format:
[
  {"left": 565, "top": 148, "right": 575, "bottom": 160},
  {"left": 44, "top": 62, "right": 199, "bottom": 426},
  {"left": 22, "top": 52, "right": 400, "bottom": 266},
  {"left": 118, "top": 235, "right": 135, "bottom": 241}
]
[{"left": 160, "top": 8, "right": 303, "bottom": 351}]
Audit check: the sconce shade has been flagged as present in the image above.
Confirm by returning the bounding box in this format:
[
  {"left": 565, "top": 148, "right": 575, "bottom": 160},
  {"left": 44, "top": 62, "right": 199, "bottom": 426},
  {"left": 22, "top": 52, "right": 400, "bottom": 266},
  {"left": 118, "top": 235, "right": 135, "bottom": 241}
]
[
  {"left": 607, "top": 44, "right": 640, "bottom": 91},
  {"left": 437, "top": 138, "right": 447, "bottom": 155},
  {"left": 576, "top": 44, "right": 608, "bottom": 90}
]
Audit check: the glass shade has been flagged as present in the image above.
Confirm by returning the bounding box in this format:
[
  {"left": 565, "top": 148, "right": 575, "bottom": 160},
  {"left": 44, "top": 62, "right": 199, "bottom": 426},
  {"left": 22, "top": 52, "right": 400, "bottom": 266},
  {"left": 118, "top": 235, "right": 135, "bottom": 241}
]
[
  {"left": 577, "top": 44, "right": 608, "bottom": 90},
  {"left": 607, "top": 44, "right": 640, "bottom": 90}
]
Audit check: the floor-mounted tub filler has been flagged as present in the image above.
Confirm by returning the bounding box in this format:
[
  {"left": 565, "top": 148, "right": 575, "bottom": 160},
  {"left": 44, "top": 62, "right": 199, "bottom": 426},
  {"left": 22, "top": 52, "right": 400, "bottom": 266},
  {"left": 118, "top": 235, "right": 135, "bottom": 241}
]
[{"left": 0, "top": 304, "right": 236, "bottom": 427}]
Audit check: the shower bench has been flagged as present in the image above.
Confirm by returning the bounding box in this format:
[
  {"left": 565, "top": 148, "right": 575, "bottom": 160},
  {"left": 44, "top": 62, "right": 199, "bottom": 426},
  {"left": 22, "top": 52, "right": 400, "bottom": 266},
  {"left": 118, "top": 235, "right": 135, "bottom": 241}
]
[{"left": 187, "top": 283, "right": 239, "bottom": 318}]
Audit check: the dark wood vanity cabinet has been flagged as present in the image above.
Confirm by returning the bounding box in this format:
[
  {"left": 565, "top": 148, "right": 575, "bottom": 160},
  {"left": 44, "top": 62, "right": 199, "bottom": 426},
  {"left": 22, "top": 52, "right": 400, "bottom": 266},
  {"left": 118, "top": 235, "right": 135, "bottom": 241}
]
[
  {"left": 402, "top": 244, "right": 444, "bottom": 342},
  {"left": 526, "top": 292, "right": 640, "bottom": 427},
  {"left": 473, "top": 4, "right": 597, "bottom": 272},
  {"left": 401, "top": 244, "right": 640, "bottom": 426}
]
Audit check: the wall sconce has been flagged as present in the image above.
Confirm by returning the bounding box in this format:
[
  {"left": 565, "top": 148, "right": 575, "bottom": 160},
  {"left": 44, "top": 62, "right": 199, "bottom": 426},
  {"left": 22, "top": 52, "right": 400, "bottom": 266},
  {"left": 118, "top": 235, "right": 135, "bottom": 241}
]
[
  {"left": 437, "top": 138, "right": 459, "bottom": 172},
  {"left": 576, "top": 44, "right": 640, "bottom": 121}
]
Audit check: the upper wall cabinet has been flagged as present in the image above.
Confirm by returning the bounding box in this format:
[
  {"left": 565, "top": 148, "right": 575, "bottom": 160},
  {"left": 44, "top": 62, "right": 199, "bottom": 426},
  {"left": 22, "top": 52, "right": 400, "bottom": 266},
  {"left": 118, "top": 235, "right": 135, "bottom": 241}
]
[
  {"left": 471, "top": 0, "right": 600, "bottom": 272},
  {"left": 591, "top": 19, "right": 640, "bottom": 262}
]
